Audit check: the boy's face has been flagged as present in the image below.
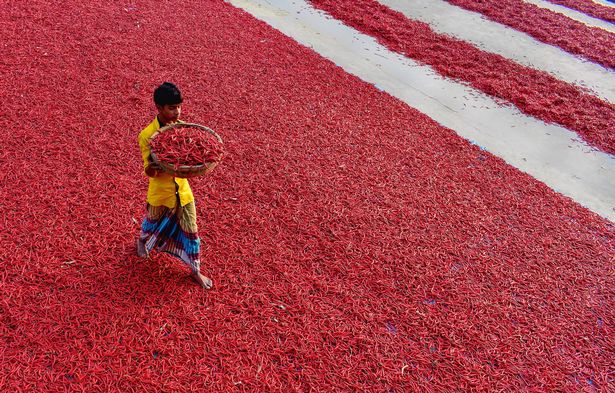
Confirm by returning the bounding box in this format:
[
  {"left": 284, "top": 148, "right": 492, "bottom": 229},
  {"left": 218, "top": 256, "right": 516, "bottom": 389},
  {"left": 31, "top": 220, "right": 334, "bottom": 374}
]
[{"left": 157, "top": 104, "right": 182, "bottom": 124}]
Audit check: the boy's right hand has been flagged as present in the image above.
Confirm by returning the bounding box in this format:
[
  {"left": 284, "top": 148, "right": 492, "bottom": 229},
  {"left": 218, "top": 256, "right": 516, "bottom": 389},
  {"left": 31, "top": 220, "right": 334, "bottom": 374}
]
[{"left": 145, "top": 162, "right": 163, "bottom": 177}]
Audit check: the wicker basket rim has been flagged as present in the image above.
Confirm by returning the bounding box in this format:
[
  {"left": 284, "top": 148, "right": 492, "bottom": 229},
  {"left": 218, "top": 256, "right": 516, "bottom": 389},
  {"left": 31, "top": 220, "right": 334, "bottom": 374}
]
[{"left": 150, "top": 122, "right": 223, "bottom": 144}]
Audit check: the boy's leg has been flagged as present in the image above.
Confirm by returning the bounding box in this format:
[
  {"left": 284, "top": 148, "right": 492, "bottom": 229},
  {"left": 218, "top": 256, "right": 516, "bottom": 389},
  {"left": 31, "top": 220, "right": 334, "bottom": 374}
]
[
  {"left": 136, "top": 238, "right": 147, "bottom": 257},
  {"left": 136, "top": 204, "right": 166, "bottom": 257},
  {"left": 179, "top": 202, "right": 213, "bottom": 289},
  {"left": 193, "top": 271, "right": 213, "bottom": 289}
]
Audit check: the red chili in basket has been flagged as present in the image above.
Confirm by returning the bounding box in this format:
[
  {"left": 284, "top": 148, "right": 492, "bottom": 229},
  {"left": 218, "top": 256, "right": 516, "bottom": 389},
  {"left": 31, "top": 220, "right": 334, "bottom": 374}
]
[{"left": 150, "top": 127, "right": 224, "bottom": 167}]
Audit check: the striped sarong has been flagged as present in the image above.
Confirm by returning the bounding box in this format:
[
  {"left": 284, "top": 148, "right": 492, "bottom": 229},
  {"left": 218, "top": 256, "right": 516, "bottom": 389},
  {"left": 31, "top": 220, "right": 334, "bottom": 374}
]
[{"left": 139, "top": 201, "right": 201, "bottom": 272}]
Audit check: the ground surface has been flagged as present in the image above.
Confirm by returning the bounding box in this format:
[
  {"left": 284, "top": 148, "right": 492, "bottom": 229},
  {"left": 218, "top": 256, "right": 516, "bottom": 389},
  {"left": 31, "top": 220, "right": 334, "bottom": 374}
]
[{"left": 0, "top": 0, "right": 613, "bottom": 391}]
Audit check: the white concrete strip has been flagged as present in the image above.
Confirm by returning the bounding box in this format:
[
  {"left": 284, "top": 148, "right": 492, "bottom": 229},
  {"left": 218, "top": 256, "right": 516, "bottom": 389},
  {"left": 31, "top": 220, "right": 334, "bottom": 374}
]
[
  {"left": 377, "top": 0, "right": 615, "bottom": 104},
  {"left": 523, "top": 0, "right": 615, "bottom": 32},
  {"left": 592, "top": 0, "right": 614, "bottom": 8},
  {"left": 227, "top": 0, "right": 615, "bottom": 222}
]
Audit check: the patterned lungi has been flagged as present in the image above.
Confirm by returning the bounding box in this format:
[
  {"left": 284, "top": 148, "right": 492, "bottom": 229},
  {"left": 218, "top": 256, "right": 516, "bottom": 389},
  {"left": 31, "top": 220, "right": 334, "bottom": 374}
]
[{"left": 139, "top": 201, "right": 200, "bottom": 272}]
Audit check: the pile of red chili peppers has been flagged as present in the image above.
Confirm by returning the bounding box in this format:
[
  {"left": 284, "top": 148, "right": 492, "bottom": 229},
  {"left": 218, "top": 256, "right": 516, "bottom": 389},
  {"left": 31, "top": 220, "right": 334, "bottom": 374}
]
[
  {"left": 0, "top": 0, "right": 613, "bottom": 391},
  {"left": 151, "top": 127, "right": 224, "bottom": 167}
]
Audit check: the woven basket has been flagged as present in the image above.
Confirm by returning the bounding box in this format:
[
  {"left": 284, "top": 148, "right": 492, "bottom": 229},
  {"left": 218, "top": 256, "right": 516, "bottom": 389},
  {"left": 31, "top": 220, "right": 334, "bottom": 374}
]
[{"left": 149, "top": 122, "right": 224, "bottom": 178}]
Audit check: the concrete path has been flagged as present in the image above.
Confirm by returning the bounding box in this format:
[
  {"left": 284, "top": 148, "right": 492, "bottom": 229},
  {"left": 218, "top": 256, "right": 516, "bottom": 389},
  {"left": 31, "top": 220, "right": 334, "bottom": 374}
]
[
  {"left": 377, "top": 0, "right": 615, "bottom": 103},
  {"left": 522, "top": 0, "right": 615, "bottom": 33}
]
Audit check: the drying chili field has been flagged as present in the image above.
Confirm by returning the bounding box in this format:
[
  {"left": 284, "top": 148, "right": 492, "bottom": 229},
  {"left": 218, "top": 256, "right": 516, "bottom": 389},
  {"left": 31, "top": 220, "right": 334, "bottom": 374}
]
[{"left": 1, "top": 0, "right": 614, "bottom": 391}]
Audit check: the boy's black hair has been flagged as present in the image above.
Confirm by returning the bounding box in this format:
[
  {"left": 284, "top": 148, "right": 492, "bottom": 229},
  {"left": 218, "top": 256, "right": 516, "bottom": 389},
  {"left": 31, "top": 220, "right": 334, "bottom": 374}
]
[{"left": 153, "top": 82, "right": 183, "bottom": 106}]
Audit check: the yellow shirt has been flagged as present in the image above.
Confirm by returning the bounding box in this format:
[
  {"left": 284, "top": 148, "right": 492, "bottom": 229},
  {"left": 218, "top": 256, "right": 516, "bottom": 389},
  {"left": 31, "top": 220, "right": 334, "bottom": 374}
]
[{"left": 138, "top": 117, "right": 194, "bottom": 208}]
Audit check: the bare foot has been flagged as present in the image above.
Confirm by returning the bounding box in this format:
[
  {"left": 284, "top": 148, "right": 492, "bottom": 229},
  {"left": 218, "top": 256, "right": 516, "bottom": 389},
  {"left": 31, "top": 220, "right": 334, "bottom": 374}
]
[
  {"left": 136, "top": 238, "right": 147, "bottom": 258},
  {"left": 192, "top": 272, "right": 213, "bottom": 289}
]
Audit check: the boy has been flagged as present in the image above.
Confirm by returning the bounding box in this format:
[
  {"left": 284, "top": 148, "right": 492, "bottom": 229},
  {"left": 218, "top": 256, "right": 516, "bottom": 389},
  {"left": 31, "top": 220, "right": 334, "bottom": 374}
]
[{"left": 136, "top": 82, "right": 212, "bottom": 289}]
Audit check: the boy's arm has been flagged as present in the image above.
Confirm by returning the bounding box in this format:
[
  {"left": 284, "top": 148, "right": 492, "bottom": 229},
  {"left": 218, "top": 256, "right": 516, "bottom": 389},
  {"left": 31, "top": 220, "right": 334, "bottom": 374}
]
[
  {"left": 144, "top": 157, "right": 162, "bottom": 177},
  {"left": 138, "top": 129, "right": 162, "bottom": 178}
]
